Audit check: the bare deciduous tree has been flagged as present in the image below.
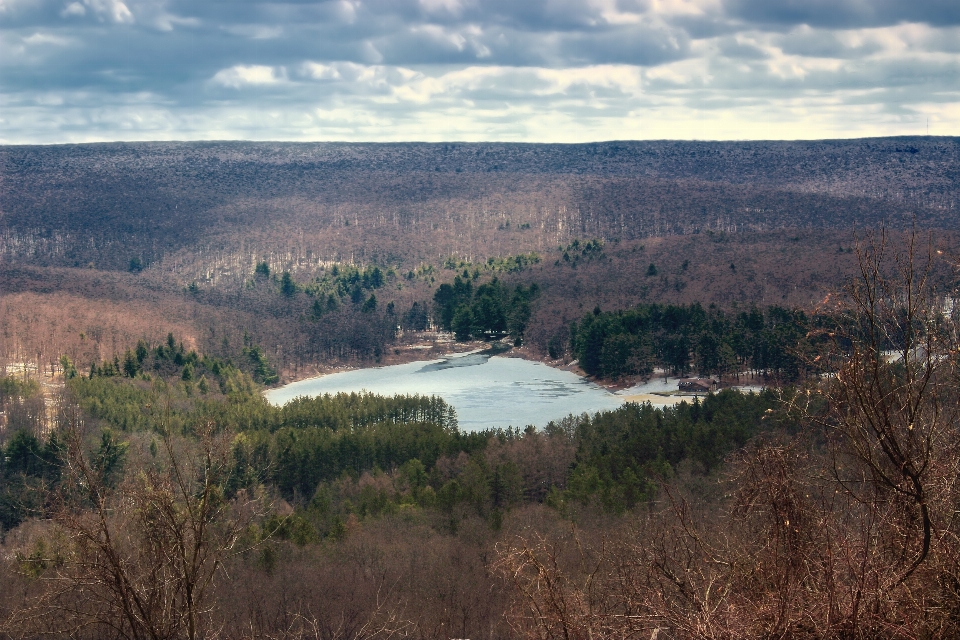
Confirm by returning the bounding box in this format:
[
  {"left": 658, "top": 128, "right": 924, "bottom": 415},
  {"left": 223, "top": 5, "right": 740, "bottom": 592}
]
[
  {"left": 824, "top": 229, "right": 960, "bottom": 584},
  {"left": 8, "top": 415, "right": 260, "bottom": 640},
  {"left": 495, "top": 229, "right": 960, "bottom": 639}
]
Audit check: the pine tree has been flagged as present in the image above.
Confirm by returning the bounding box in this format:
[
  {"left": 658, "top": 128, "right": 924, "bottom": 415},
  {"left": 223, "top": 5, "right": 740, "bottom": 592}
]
[{"left": 280, "top": 271, "right": 296, "bottom": 297}]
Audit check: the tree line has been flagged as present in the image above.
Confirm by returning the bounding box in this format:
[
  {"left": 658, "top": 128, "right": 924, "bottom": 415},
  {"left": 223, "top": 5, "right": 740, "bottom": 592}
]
[
  {"left": 570, "top": 302, "right": 823, "bottom": 380},
  {"left": 1, "top": 354, "right": 783, "bottom": 536},
  {"left": 81, "top": 332, "right": 279, "bottom": 386},
  {"left": 433, "top": 275, "right": 540, "bottom": 343}
]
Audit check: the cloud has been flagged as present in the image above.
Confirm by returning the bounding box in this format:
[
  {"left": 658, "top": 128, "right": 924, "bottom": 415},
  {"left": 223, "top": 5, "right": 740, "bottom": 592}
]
[
  {"left": 85, "top": 0, "right": 134, "bottom": 24},
  {"left": 292, "top": 62, "right": 644, "bottom": 107},
  {"left": 60, "top": 2, "right": 85, "bottom": 18},
  {"left": 23, "top": 32, "right": 73, "bottom": 46},
  {"left": 0, "top": 0, "right": 957, "bottom": 142},
  {"left": 222, "top": 24, "right": 283, "bottom": 40},
  {"left": 725, "top": 0, "right": 960, "bottom": 29},
  {"left": 211, "top": 65, "right": 287, "bottom": 88}
]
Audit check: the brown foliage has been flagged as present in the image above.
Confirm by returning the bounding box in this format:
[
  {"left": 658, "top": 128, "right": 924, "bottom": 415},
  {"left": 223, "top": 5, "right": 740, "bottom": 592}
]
[
  {"left": 0, "top": 290, "right": 198, "bottom": 376},
  {"left": 495, "top": 233, "right": 960, "bottom": 639},
  {"left": 214, "top": 516, "right": 516, "bottom": 640},
  {"left": 5, "top": 418, "right": 261, "bottom": 640}
]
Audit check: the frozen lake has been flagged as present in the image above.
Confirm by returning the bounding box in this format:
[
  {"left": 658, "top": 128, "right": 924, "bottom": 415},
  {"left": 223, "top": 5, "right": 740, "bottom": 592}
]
[{"left": 265, "top": 352, "right": 625, "bottom": 432}]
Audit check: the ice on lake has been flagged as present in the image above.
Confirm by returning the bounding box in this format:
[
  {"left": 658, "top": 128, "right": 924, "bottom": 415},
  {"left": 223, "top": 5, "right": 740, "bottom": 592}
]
[{"left": 265, "top": 352, "right": 624, "bottom": 432}]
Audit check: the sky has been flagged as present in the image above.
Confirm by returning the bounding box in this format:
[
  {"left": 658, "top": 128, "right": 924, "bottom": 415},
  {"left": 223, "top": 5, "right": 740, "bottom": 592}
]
[{"left": 1, "top": 0, "right": 958, "bottom": 143}]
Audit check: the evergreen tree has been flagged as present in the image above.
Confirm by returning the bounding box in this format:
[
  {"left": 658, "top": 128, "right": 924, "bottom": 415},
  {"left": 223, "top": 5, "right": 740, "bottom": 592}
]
[
  {"left": 280, "top": 271, "right": 296, "bottom": 297},
  {"left": 452, "top": 305, "right": 474, "bottom": 341},
  {"left": 123, "top": 349, "right": 139, "bottom": 377}
]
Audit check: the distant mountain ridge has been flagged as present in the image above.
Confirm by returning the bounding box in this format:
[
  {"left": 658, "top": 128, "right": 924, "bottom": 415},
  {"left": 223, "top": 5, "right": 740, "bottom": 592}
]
[{"left": 1, "top": 137, "right": 957, "bottom": 272}]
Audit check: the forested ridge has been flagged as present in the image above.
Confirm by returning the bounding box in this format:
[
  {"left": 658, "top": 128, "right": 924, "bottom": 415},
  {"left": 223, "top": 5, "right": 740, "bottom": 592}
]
[
  {"left": 3, "top": 235, "right": 960, "bottom": 637},
  {"left": 3, "top": 138, "right": 956, "bottom": 273},
  {"left": 2, "top": 138, "right": 959, "bottom": 381},
  {"left": 7, "top": 230, "right": 956, "bottom": 384},
  {"left": 2, "top": 138, "right": 960, "bottom": 637}
]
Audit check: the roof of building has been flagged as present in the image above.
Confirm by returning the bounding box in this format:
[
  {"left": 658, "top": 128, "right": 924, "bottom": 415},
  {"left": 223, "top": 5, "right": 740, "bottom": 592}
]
[{"left": 677, "top": 378, "right": 716, "bottom": 391}]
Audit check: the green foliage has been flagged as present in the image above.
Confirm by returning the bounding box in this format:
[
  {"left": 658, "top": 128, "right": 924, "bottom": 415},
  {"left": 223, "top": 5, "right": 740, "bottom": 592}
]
[
  {"left": 489, "top": 461, "right": 523, "bottom": 509},
  {"left": 265, "top": 388, "right": 778, "bottom": 528},
  {"left": 136, "top": 340, "right": 149, "bottom": 363},
  {"left": 571, "top": 303, "right": 817, "bottom": 380},
  {"left": 403, "top": 301, "right": 430, "bottom": 331},
  {"left": 3, "top": 429, "right": 57, "bottom": 478},
  {"left": 434, "top": 276, "right": 540, "bottom": 342},
  {"left": 228, "top": 392, "right": 475, "bottom": 501},
  {"left": 85, "top": 333, "right": 279, "bottom": 388},
  {"left": 260, "top": 512, "right": 319, "bottom": 546},
  {"left": 68, "top": 368, "right": 267, "bottom": 435},
  {"left": 557, "top": 239, "right": 604, "bottom": 268},
  {"left": 122, "top": 349, "right": 140, "bottom": 377},
  {"left": 433, "top": 275, "right": 474, "bottom": 330},
  {"left": 485, "top": 252, "right": 541, "bottom": 272},
  {"left": 304, "top": 263, "right": 391, "bottom": 304},
  {"left": 0, "top": 429, "right": 63, "bottom": 531},
  {"left": 280, "top": 271, "right": 297, "bottom": 297},
  {"left": 0, "top": 376, "right": 40, "bottom": 400},
  {"left": 271, "top": 392, "right": 459, "bottom": 433},
  {"left": 60, "top": 355, "right": 79, "bottom": 380},
  {"left": 93, "top": 428, "right": 128, "bottom": 488},
  {"left": 242, "top": 345, "right": 279, "bottom": 385},
  {"left": 244, "top": 391, "right": 783, "bottom": 525},
  {"left": 563, "top": 389, "right": 785, "bottom": 512},
  {"left": 443, "top": 252, "right": 540, "bottom": 275},
  {"left": 452, "top": 305, "right": 474, "bottom": 341}
]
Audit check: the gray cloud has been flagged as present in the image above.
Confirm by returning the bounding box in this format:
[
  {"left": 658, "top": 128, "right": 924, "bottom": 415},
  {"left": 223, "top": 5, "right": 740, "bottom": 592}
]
[
  {"left": 726, "top": 0, "right": 960, "bottom": 29},
  {"left": 0, "top": 0, "right": 957, "bottom": 142},
  {"left": 716, "top": 36, "right": 770, "bottom": 60},
  {"left": 776, "top": 29, "right": 885, "bottom": 58}
]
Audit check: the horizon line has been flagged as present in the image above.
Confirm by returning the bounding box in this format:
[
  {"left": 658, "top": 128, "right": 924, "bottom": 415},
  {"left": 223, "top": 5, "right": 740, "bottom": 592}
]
[{"left": 1, "top": 134, "right": 956, "bottom": 147}]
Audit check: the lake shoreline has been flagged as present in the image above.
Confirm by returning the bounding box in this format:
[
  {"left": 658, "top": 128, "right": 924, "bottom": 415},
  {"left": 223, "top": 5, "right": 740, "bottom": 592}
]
[
  {"left": 268, "top": 335, "right": 768, "bottom": 418},
  {"left": 273, "top": 334, "right": 586, "bottom": 388},
  {"left": 264, "top": 351, "right": 627, "bottom": 431},
  {"left": 274, "top": 335, "right": 491, "bottom": 386}
]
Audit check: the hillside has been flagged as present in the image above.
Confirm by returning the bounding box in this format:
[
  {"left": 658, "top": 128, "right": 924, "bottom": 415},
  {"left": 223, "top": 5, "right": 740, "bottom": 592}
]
[
  {"left": 1, "top": 138, "right": 958, "bottom": 378},
  {"left": 2, "top": 138, "right": 956, "bottom": 270}
]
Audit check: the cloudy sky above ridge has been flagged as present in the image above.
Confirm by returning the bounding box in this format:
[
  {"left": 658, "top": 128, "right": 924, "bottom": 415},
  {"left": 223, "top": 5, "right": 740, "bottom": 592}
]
[{"left": 1, "top": 0, "right": 958, "bottom": 143}]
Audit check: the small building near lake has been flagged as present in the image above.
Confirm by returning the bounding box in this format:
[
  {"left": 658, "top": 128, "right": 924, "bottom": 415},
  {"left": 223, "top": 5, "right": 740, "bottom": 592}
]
[{"left": 678, "top": 378, "right": 717, "bottom": 393}]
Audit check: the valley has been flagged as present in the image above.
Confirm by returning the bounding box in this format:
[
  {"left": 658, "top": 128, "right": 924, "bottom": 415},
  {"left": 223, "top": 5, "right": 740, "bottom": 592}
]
[
  {"left": 2, "top": 138, "right": 957, "bottom": 382},
  {"left": 3, "top": 138, "right": 960, "bottom": 639}
]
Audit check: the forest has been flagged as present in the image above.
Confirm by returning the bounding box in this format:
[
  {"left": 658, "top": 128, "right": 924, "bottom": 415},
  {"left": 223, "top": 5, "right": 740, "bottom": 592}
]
[
  {"left": 2, "top": 233, "right": 960, "bottom": 638},
  {"left": 2, "top": 139, "right": 957, "bottom": 274},
  {"left": 1, "top": 138, "right": 958, "bottom": 381},
  {"left": 2, "top": 139, "right": 960, "bottom": 637},
  {"left": 0, "top": 336, "right": 788, "bottom": 637},
  {"left": 570, "top": 303, "right": 821, "bottom": 380},
  {"left": 432, "top": 276, "right": 539, "bottom": 343}
]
